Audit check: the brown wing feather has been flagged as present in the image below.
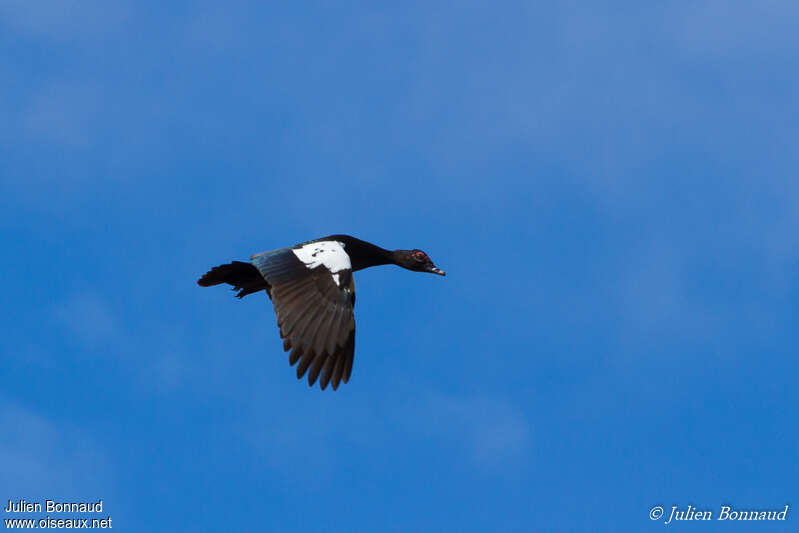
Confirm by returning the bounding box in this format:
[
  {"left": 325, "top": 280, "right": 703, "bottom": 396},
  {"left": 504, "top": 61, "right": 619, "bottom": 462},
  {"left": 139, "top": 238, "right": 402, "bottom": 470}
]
[{"left": 251, "top": 247, "right": 356, "bottom": 390}]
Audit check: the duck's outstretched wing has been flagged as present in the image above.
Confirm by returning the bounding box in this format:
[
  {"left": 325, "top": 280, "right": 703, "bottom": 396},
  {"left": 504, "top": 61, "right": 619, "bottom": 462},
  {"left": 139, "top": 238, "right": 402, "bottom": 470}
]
[{"left": 251, "top": 240, "right": 356, "bottom": 390}]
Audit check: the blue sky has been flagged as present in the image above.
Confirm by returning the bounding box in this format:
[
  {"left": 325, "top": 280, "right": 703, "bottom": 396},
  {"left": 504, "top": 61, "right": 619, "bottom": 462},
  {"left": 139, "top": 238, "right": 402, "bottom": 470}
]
[{"left": 2, "top": 1, "right": 798, "bottom": 531}]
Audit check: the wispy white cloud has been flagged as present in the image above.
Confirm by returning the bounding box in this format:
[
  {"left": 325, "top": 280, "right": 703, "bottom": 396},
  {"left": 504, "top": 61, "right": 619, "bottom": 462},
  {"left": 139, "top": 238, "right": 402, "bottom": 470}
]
[
  {"left": 182, "top": 5, "right": 250, "bottom": 55},
  {"left": 667, "top": 0, "right": 799, "bottom": 58},
  {"left": 54, "top": 293, "right": 120, "bottom": 346},
  {"left": 0, "top": 0, "right": 130, "bottom": 41},
  {"left": 397, "top": 390, "right": 532, "bottom": 473},
  {"left": 617, "top": 242, "right": 691, "bottom": 333},
  {"left": 51, "top": 292, "right": 205, "bottom": 390},
  {"left": 22, "top": 83, "right": 103, "bottom": 148},
  {"left": 236, "top": 385, "right": 532, "bottom": 483},
  {"left": 0, "top": 403, "right": 113, "bottom": 498}
]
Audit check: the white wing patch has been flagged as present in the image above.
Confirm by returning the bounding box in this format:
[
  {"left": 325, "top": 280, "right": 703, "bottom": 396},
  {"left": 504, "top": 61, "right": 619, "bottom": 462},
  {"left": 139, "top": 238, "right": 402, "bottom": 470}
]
[{"left": 292, "top": 240, "right": 351, "bottom": 286}]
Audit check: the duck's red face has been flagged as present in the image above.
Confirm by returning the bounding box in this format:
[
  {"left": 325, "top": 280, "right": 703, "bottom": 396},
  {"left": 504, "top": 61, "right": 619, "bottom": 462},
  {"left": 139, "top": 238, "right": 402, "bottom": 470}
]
[{"left": 398, "top": 249, "right": 446, "bottom": 276}]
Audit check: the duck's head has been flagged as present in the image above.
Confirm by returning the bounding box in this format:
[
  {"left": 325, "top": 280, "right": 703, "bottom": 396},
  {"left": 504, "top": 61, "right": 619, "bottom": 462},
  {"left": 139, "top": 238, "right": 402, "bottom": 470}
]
[{"left": 392, "top": 249, "right": 446, "bottom": 276}]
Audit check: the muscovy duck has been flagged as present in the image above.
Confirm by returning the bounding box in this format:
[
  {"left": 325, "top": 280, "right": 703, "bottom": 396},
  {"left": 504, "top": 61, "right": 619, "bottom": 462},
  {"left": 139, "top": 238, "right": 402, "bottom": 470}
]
[{"left": 198, "top": 235, "right": 445, "bottom": 390}]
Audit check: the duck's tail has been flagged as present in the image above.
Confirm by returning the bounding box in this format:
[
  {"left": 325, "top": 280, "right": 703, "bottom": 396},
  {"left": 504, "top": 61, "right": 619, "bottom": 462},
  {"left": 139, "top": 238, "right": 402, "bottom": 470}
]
[{"left": 197, "top": 261, "right": 269, "bottom": 298}]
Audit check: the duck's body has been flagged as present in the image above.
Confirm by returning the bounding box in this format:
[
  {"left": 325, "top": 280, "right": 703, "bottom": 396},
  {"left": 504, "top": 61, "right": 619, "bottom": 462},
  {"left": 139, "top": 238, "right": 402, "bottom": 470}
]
[{"left": 198, "top": 235, "right": 444, "bottom": 390}]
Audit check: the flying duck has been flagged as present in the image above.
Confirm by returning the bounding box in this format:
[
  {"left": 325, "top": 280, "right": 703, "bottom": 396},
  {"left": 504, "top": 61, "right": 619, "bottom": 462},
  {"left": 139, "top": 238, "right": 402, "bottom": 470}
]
[{"left": 197, "top": 235, "right": 445, "bottom": 391}]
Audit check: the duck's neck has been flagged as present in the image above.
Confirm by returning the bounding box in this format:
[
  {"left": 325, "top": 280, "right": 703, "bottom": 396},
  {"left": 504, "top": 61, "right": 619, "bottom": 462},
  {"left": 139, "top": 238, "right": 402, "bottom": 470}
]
[{"left": 329, "top": 235, "right": 394, "bottom": 271}]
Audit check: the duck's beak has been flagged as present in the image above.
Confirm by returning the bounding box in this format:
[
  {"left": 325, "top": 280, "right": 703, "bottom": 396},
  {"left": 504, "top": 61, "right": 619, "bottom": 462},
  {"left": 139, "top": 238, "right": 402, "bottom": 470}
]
[{"left": 426, "top": 265, "right": 446, "bottom": 276}]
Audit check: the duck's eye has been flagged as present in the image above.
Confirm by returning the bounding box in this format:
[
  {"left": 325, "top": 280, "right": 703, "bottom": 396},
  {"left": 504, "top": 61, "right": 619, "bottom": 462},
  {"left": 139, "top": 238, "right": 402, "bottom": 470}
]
[{"left": 413, "top": 251, "right": 427, "bottom": 261}]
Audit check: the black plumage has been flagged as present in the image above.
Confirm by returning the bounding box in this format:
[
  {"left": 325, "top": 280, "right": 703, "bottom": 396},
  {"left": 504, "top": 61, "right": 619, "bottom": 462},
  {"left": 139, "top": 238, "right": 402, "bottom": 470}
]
[{"left": 198, "top": 235, "right": 444, "bottom": 390}]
